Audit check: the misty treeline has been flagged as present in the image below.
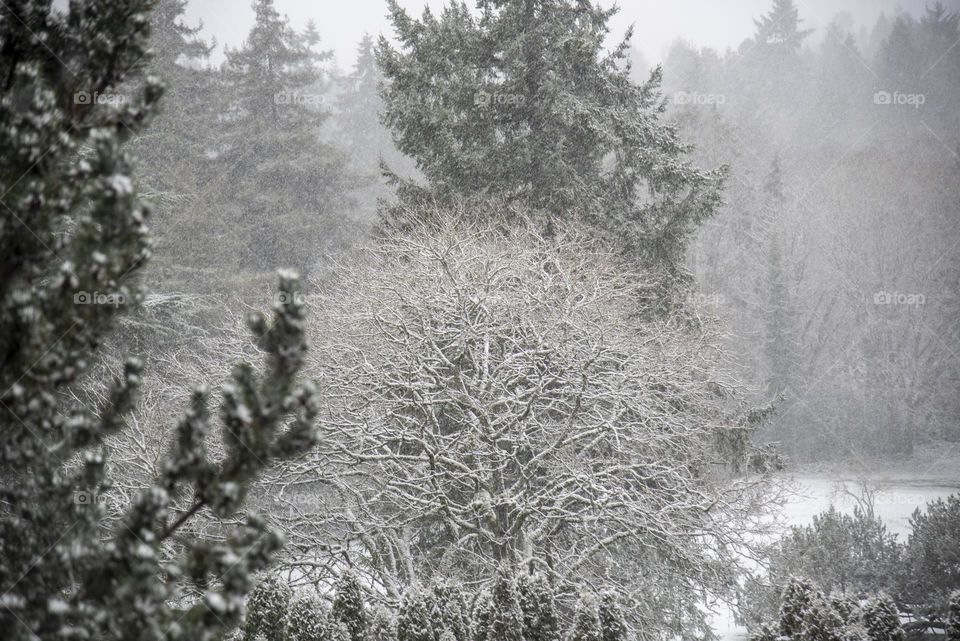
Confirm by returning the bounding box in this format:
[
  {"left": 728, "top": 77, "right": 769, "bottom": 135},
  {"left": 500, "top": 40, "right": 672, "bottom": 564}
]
[
  {"left": 0, "top": 1, "right": 957, "bottom": 641},
  {"left": 658, "top": 0, "right": 960, "bottom": 459}
]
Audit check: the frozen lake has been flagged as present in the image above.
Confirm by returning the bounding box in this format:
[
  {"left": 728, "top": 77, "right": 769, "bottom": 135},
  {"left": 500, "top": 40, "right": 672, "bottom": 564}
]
[{"left": 711, "top": 473, "right": 960, "bottom": 640}]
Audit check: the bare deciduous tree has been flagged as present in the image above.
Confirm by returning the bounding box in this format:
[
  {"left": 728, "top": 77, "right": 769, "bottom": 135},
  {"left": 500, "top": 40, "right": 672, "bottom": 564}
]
[{"left": 275, "top": 217, "right": 781, "bottom": 638}]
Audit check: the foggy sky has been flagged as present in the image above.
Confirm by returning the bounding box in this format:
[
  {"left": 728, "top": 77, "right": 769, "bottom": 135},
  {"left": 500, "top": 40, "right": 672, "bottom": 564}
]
[{"left": 184, "top": 0, "right": 960, "bottom": 70}]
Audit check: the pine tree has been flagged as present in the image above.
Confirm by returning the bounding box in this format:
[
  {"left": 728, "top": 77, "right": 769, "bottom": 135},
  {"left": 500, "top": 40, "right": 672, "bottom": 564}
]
[
  {"left": 246, "top": 576, "right": 294, "bottom": 641},
  {"left": 861, "top": 595, "right": 904, "bottom": 641},
  {"left": 0, "top": 3, "right": 321, "bottom": 639},
  {"left": 377, "top": 0, "right": 725, "bottom": 283},
  {"left": 331, "top": 571, "right": 368, "bottom": 641},
  {"left": 568, "top": 594, "right": 603, "bottom": 641},
  {"left": 398, "top": 589, "right": 435, "bottom": 641},
  {"left": 288, "top": 595, "right": 331, "bottom": 641},
  {"left": 215, "top": 0, "right": 355, "bottom": 274},
  {"left": 517, "top": 573, "right": 561, "bottom": 641},
  {"left": 598, "top": 592, "right": 629, "bottom": 641}
]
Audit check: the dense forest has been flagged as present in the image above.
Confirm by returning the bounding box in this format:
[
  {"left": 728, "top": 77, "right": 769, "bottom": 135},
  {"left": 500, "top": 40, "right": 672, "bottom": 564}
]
[{"left": 0, "top": 1, "right": 957, "bottom": 641}]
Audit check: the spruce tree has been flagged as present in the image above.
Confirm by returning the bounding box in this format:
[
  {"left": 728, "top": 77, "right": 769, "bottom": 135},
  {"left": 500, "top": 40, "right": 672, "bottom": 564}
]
[
  {"left": 568, "top": 594, "right": 603, "bottom": 641},
  {"left": 753, "top": 0, "right": 813, "bottom": 51},
  {"left": 377, "top": 0, "right": 725, "bottom": 283},
  {"left": 331, "top": 571, "right": 368, "bottom": 641},
  {"left": 398, "top": 589, "right": 435, "bottom": 641},
  {"left": 517, "top": 573, "right": 561, "bottom": 641},
  {"left": 598, "top": 592, "right": 629, "bottom": 641},
  {"left": 216, "top": 0, "right": 355, "bottom": 274},
  {"left": 0, "top": 2, "right": 321, "bottom": 639},
  {"left": 245, "top": 576, "right": 294, "bottom": 641}
]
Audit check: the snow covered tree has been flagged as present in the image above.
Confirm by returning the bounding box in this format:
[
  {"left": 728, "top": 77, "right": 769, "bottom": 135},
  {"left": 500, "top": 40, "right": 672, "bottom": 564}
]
[
  {"left": 471, "top": 591, "right": 494, "bottom": 641},
  {"left": 303, "top": 217, "right": 777, "bottom": 637},
  {"left": 398, "top": 589, "right": 435, "bottom": 641},
  {"left": 860, "top": 596, "right": 903, "bottom": 641},
  {"left": 246, "top": 576, "right": 294, "bottom": 641},
  {"left": 947, "top": 591, "right": 960, "bottom": 641},
  {"left": 598, "top": 593, "right": 629, "bottom": 641},
  {"left": 779, "top": 578, "right": 818, "bottom": 638},
  {"left": 568, "top": 595, "right": 603, "bottom": 641},
  {"left": 518, "top": 573, "right": 561, "bottom": 641},
  {"left": 376, "top": 0, "right": 725, "bottom": 284},
  {"left": 0, "top": 2, "right": 321, "bottom": 639},
  {"left": 427, "top": 583, "right": 471, "bottom": 641},
  {"left": 213, "top": 0, "right": 356, "bottom": 274},
  {"left": 368, "top": 607, "right": 400, "bottom": 641},
  {"left": 332, "top": 571, "right": 368, "bottom": 641},
  {"left": 901, "top": 495, "right": 960, "bottom": 610},
  {"left": 489, "top": 569, "right": 524, "bottom": 641},
  {"left": 288, "top": 595, "right": 331, "bottom": 641}
]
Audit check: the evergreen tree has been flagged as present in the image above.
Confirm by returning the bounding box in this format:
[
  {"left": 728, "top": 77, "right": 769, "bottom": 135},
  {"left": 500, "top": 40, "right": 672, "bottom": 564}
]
[
  {"left": 568, "top": 595, "right": 603, "bottom": 641},
  {"left": 246, "top": 576, "right": 294, "bottom": 641},
  {"left": 471, "top": 591, "right": 494, "bottom": 641},
  {"left": 215, "top": 0, "right": 355, "bottom": 274},
  {"left": 288, "top": 595, "right": 331, "bottom": 641},
  {"left": 947, "top": 591, "right": 960, "bottom": 641},
  {"left": 368, "top": 607, "right": 400, "bottom": 641},
  {"left": 598, "top": 592, "right": 629, "bottom": 641},
  {"left": 489, "top": 569, "right": 524, "bottom": 641},
  {"left": 335, "top": 33, "right": 395, "bottom": 173},
  {"left": 753, "top": 0, "right": 813, "bottom": 51},
  {"left": 398, "top": 589, "right": 435, "bottom": 641},
  {"left": 129, "top": 0, "right": 219, "bottom": 282},
  {"left": 377, "top": 0, "right": 725, "bottom": 283},
  {"left": 427, "top": 583, "right": 471, "bottom": 641},
  {"left": 0, "top": 2, "right": 321, "bottom": 640},
  {"left": 331, "top": 571, "right": 368, "bottom": 641},
  {"left": 779, "top": 577, "right": 818, "bottom": 638},
  {"left": 517, "top": 573, "right": 561, "bottom": 641},
  {"left": 860, "top": 595, "right": 904, "bottom": 641}
]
